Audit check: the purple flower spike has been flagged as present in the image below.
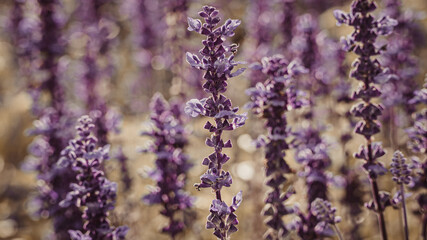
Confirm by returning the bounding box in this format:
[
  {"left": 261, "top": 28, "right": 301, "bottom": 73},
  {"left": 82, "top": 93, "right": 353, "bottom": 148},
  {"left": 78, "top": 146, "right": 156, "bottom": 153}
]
[
  {"left": 390, "top": 151, "right": 411, "bottom": 240},
  {"left": 59, "top": 116, "right": 128, "bottom": 240},
  {"left": 311, "top": 198, "right": 344, "bottom": 240},
  {"left": 185, "top": 6, "right": 245, "bottom": 239},
  {"left": 115, "top": 148, "right": 132, "bottom": 192},
  {"left": 407, "top": 79, "right": 427, "bottom": 154},
  {"left": 335, "top": 1, "right": 397, "bottom": 239},
  {"left": 142, "top": 93, "right": 193, "bottom": 238},
  {"left": 207, "top": 191, "right": 242, "bottom": 239},
  {"left": 391, "top": 151, "right": 411, "bottom": 185},
  {"left": 247, "top": 55, "right": 306, "bottom": 239}
]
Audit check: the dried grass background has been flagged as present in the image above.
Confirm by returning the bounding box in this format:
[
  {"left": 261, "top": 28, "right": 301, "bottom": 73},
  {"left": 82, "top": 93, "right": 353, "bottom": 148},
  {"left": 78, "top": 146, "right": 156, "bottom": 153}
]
[{"left": 0, "top": 0, "right": 426, "bottom": 239}]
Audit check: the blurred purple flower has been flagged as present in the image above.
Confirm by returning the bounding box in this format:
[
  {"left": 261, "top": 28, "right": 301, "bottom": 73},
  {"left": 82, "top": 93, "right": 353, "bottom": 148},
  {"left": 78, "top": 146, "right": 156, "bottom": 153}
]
[
  {"left": 115, "top": 147, "right": 132, "bottom": 192},
  {"left": 59, "top": 116, "right": 128, "bottom": 240},
  {"left": 142, "top": 93, "right": 193, "bottom": 238},
  {"left": 407, "top": 79, "right": 427, "bottom": 154},
  {"left": 247, "top": 55, "right": 306, "bottom": 239}
]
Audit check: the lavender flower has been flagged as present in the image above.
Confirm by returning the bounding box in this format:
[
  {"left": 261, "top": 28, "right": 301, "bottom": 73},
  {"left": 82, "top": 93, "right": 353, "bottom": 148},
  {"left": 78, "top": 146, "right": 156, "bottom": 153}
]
[
  {"left": 161, "top": 0, "right": 195, "bottom": 98},
  {"left": 391, "top": 151, "right": 411, "bottom": 185},
  {"left": 334, "top": 1, "right": 397, "bottom": 239},
  {"left": 407, "top": 79, "right": 427, "bottom": 154},
  {"left": 247, "top": 0, "right": 274, "bottom": 48},
  {"left": 59, "top": 116, "right": 128, "bottom": 240},
  {"left": 115, "top": 148, "right": 132, "bottom": 192},
  {"left": 26, "top": 109, "right": 83, "bottom": 239},
  {"left": 391, "top": 151, "right": 411, "bottom": 240},
  {"left": 246, "top": 55, "right": 305, "bottom": 239},
  {"left": 279, "top": 0, "right": 296, "bottom": 51},
  {"left": 142, "top": 93, "right": 193, "bottom": 238},
  {"left": 127, "top": 0, "right": 163, "bottom": 112},
  {"left": 9, "top": 0, "right": 40, "bottom": 81},
  {"left": 185, "top": 6, "right": 246, "bottom": 239},
  {"left": 76, "top": 0, "right": 119, "bottom": 146},
  {"left": 23, "top": 0, "right": 85, "bottom": 238},
  {"left": 245, "top": 0, "right": 274, "bottom": 86},
  {"left": 340, "top": 166, "right": 365, "bottom": 240},
  {"left": 290, "top": 14, "right": 319, "bottom": 90},
  {"left": 37, "top": 0, "right": 67, "bottom": 113},
  {"left": 311, "top": 198, "right": 344, "bottom": 240},
  {"left": 406, "top": 78, "right": 427, "bottom": 239},
  {"left": 380, "top": 0, "right": 423, "bottom": 148},
  {"left": 292, "top": 126, "right": 333, "bottom": 239}
]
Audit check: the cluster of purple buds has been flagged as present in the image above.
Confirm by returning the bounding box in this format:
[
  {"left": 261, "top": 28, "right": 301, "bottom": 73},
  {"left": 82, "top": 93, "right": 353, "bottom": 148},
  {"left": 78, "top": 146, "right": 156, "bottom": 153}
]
[
  {"left": 246, "top": 55, "right": 306, "bottom": 239},
  {"left": 391, "top": 151, "right": 412, "bottom": 185},
  {"left": 379, "top": 0, "right": 422, "bottom": 137},
  {"left": 292, "top": 126, "right": 333, "bottom": 238},
  {"left": 245, "top": 0, "right": 274, "bottom": 86},
  {"left": 22, "top": 0, "right": 86, "bottom": 238},
  {"left": 9, "top": 0, "right": 40, "bottom": 80},
  {"left": 115, "top": 147, "right": 132, "bottom": 192},
  {"left": 391, "top": 150, "right": 411, "bottom": 239},
  {"left": 290, "top": 14, "right": 319, "bottom": 92},
  {"left": 310, "top": 198, "right": 343, "bottom": 240},
  {"left": 26, "top": 109, "right": 83, "bottom": 239},
  {"left": 247, "top": 0, "right": 274, "bottom": 48},
  {"left": 58, "top": 116, "right": 128, "bottom": 240},
  {"left": 75, "top": 0, "right": 121, "bottom": 146},
  {"left": 142, "top": 93, "right": 193, "bottom": 238},
  {"left": 207, "top": 191, "right": 242, "bottom": 239},
  {"left": 162, "top": 0, "right": 190, "bottom": 97},
  {"left": 185, "top": 6, "right": 246, "bottom": 239},
  {"left": 294, "top": 127, "right": 330, "bottom": 203},
  {"left": 36, "top": 0, "right": 67, "bottom": 112},
  {"left": 279, "top": 0, "right": 295, "bottom": 51},
  {"left": 407, "top": 78, "right": 427, "bottom": 154}
]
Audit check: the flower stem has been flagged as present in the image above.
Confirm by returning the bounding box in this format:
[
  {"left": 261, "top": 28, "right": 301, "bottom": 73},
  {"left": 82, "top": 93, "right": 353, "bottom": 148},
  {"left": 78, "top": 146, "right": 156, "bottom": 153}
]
[
  {"left": 332, "top": 224, "right": 344, "bottom": 240},
  {"left": 369, "top": 178, "right": 388, "bottom": 240},
  {"left": 401, "top": 184, "right": 409, "bottom": 240},
  {"left": 367, "top": 140, "right": 388, "bottom": 240}
]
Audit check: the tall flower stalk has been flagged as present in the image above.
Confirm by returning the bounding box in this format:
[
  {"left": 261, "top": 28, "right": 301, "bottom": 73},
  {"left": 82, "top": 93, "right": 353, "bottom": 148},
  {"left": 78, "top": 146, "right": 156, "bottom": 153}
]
[
  {"left": 390, "top": 151, "right": 411, "bottom": 240},
  {"left": 246, "top": 55, "right": 306, "bottom": 239},
  {"left": 245, "top": 0, "right": 274, "bottom": 86},
  {"left": 288, "top": 13, "right": 337, "bottom": 239},
  {"left": 58, "top": 116, "right": 128, "bottom": 240},
  {"left": 311, "top": 198, "right": 344, "bottom": 240},
  {"left": 380, "top": 0, "right": 421, "bottom": 148},
  {"left": 9, "top": 0, "right": 40, "bottom": 83},
  {"left": 185, "top": 6, "right": 246, "bottom": 239},
  {"left": 142, "top": 93, "right": 193, "bottom": 239},
  {"left": 279, "top": 0, "right": 296, "bottom": 52},
  {"left": 407, "top": 78, "right": 427, "bottom": 239},
  {"left": 334, "top": 1, "right": 397, "bottom": 239},
  {"left": 24, "top": 0, "right": 84, "bottom": 238},
  {"left": 163, "top": 0, "right": 191, "bottom": 97},
  {"left": 127, "top": 0, "right": 163, "bottom": 112},
  {"left": 76, "top": 0, "right": 119, "bottom": 146}
]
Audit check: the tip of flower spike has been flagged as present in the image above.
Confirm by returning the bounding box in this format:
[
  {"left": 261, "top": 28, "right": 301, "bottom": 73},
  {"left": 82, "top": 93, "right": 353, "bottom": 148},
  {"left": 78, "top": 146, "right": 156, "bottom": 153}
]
[
  {"left": 76, "top": 115, "right": 95, "bottom": 138},
  {"left": 149, "top": 92, "right": 169, "bottom": 115},
  {"left": 187, "top": 17, "right": 202, "bottom": 32}
]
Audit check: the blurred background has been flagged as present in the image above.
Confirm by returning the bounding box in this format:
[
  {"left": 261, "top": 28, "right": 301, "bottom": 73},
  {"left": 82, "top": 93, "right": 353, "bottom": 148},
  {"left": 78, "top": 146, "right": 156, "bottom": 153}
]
[{"left": 0, "top": 0, "right": 426, "bottom": 239}]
